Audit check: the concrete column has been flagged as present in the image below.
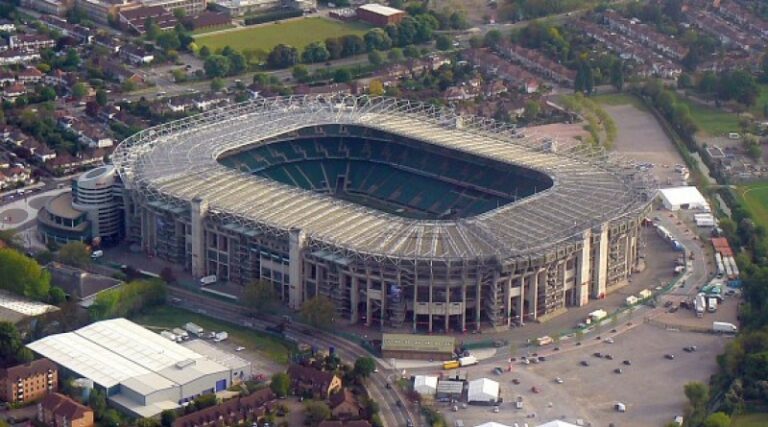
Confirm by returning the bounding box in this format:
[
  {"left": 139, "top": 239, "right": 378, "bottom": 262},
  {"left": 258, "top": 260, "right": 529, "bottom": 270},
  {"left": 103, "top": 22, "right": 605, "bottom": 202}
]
[
  {"left": 428, "top": 279, "right": 433, "bottom": 332},
  {"left": 518, "top": 275, "right": 525, "bottom": 324},
  {"left": 365, "top": 277, "right": 372, "bottom": 327},
  {"left": 350, "top": 276, "right": 359, "bottom": 325},
  {"left": 528, "top": 271, "right": 539, "bottom": 320},
  {"left": 380, "top": 275, "right": 387, "bottom": 330},
  {"left": 412, "top": 271, "right": 418, "bottom": 331},
  {"left": 503, "top": 277, "right": 511, "bottom": 327},
  {"left": 575, "top": 230, "right": 592, "bottom": 306},
  {"left": 444, "top": 284, "right": 450, "bottom": 332},
  {"left": 461, "top": 281, "right": 467, "bottom": 332},
  {"left": 475, "top": 275, "right": 482, "bottom": 330},
  {"left": 592, "top": 224, "right": 609, "bottom": 299},
  {"left": 288, "top": 228, "right": 306, "bottom": 310},
  {"left": 190, "top": 197, "right": 208, "bottom": 277}
]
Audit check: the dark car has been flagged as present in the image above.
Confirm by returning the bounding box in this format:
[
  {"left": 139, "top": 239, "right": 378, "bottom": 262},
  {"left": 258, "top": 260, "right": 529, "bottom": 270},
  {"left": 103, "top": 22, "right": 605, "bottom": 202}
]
[
  {"left": 666, "top": 354, "right": 676, "bottom": 360},
  {"left": 593, "top": 352, "right": 602, "bottom": 358},
  {"left": 396, "top": 400, "right": 403, "bottom": 408},
  {"left": 614, "top": 368, "right": 623, "bottom": 374},
  {"left": 623, "top": 360, "right": 632, "bottom": 366},
  {"left": 538, "top": 356, "right": 546, "bottom": 362},
  {"left": 580, "top": 360, "right": 589, "bottom": 366},
  {"left": 605, "top": 354, "right": 614, "bottom": 360}
]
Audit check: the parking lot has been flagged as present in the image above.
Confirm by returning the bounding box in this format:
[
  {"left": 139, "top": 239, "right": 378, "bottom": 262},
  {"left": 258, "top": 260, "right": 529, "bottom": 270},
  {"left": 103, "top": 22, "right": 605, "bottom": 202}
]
[{"left": 440, "top": 324, "right": 728, "bottom": 427}]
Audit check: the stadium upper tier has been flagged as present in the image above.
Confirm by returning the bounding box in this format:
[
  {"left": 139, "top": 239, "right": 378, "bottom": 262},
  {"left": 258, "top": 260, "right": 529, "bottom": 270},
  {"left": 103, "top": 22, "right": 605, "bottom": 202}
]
[{"left": 113, "top": 96, "right": 654, "bottom": 261}]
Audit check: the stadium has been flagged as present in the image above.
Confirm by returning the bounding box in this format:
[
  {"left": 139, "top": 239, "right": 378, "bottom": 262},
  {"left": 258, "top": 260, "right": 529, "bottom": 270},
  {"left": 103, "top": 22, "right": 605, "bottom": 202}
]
[{"left": 113, "top": 95, "right": 655, "bottom": 332}]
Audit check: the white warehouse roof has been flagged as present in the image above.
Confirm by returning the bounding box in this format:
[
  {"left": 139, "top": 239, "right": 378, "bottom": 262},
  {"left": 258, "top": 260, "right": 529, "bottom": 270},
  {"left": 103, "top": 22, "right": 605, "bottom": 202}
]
[
  {"left": 358, "top": 3, "right": 403, "bottom": 16},
  {"left": 659, "top": 186, "right": 709, "bottom": 211},
  {"left": 536, "top": 421, "right": 581, "bottom": 427},
  {"left": 474, "top": 423, "right": 512, "bottom": 427},
  {"left": 27, "top": 318, "right": 226, "bottom": 389},
  {"left": 468, "top": 378, "right": 499, "bottom": 403},
  {"left": 413, "top": 375, "right": 438, "bottom": 395}
]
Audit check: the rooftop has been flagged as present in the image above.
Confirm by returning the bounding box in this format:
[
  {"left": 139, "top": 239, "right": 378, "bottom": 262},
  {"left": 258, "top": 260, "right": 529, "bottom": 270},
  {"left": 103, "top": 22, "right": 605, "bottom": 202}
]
[
  {"left": 0, "top": 290, "right": 59, "bottom": 323},
  {"left": 357, "top": 3, "right": 404, "bottom": 16},
  {"left": 382, "top": 333, "right": 455, "bottom": 353}
]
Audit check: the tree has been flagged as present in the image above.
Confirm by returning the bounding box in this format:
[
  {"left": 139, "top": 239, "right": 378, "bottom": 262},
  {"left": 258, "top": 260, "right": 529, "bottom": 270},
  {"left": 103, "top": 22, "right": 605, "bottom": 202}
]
[
  {"left": 0, "top": 248, "right": 51, "bottom": 300},
  {"left": 369, "top": 79, "right": 384, "bottom": 96},
  {"left": 387, "top": 48, "right": 404, "bottom": 63},
  {"left": 368, "top": 50, "right": 383, "bottom": 67},
  {"left": 483, "top": 29, "right": 502, "bottom": 48},
  {"left": 523, "top": 100, "right": 540, "bottom": 122},
  {"left": 703, "top": 412, "right": 731, "bottom": 427},
  {"left": 137, "top": 418, "right": 160, "bottom": 427},
  {"left": 192, "top": 394, "right": 217, "bottom": 410},
  {"left": 63, "top": 48, "right": 80, "bottom": 70},
  {"left": 157, "top": 31, "right": 181, "bottom": 51},
  {"left": 610, "top": 60, "right": 624, "bottom": 91},
  {"left": 403, "top": 45, "right": 420, "bottom": 58},
  {"left": 89, "top": 388, "right": 107, "bottom": 418},
  {"left": 325, "top": 37, "right": 343, "bottom": 60},
  {"left": 0, "top": 322, "right": 24, "bottom": 365},
  {"left": 292, "top": 65, "right": 309, "bottom": 81},
  {"left": 435, "top": 34, "right": 452, "bottom": 51},
  {"left": 270, "top": 372, "right": 290, "bottom": 397},
  {"left": 340, "top": 34, "right": 365, "bottom": 57},
  {"left": 198, "top": 45, "right": 211, "bottom": 58},
  {"left": 333, "top": 68, "right": 352, "bottom": 83},
  {"left": 267, "top": 44, "right": 298, "bottom": 69},
  {"left": 95, "top": 89, "right": 108, "bottom": 106},
  {"left": 204, "top": 54, "right": 230, "bottom": 78},
  {"left": 173, "top": 7, "right": 186, "bottom": 19},
  {"left": 57, "top": 241, "right": 91, "bottom": 268},
  {"left": 304, "top": 401, "right": 331, "bottom": 426},
  {"left": 301, "top": 296, "right": 336, "bottom": 329},
  {"left": 49, "top": 286, "right": 66, "bottom": 304},
  {"left": 160, "top": 409, "right": 177, "bottom": 427},
  {"left": 243, "top": 280, "right": 278, "bottom": 314},
  {"left": 364, "top": 28, "right": 392, "bottom": 51},
  {"left": 101, "top": 409, "right": 120, "bottom": 427},
  {"left": 354, "top": 356, "right": 376, "bottom": 380},
  {"left": 72, "top": 82, "right": 87, "bottom": 99},
  {"left": 301, "top": 41, "right": 330, "bottom": 64}
]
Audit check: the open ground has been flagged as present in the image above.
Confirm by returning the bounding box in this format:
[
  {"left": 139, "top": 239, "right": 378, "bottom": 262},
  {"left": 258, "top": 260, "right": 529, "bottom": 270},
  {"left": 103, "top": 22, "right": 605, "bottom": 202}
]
[
  {"left": 597, "top": 94, "right": 686, "bottom": 187},
  {"left": 736, "top": 181, "right": 768, "bottom": 230},
  {"left": 194, "top": 17, "right": 371, "bottom": 53},
  {"left": 733, "top": 413, "right": 768, "bottom": 427}
]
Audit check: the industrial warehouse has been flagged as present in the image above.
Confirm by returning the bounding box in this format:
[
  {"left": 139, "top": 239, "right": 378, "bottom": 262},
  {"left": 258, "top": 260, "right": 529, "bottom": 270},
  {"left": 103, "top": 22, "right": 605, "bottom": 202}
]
[
  {"left": 26, "top": 318, "right": 250, "bottom": 418},
  {"left": 112, "top": 95, "right": 655, "bottom": 332}
]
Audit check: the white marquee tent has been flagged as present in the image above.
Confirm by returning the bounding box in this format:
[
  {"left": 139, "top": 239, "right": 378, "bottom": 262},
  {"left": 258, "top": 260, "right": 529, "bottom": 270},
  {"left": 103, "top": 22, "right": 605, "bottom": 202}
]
[
  {"left": 467, "top": 378, "right": 500, "bottom": 403},
  {"left": 413, "top": 375, "right": 438, "bottom": 396},
  {"left": 659, "top": 186, "right": 709, "bottom": 211}
]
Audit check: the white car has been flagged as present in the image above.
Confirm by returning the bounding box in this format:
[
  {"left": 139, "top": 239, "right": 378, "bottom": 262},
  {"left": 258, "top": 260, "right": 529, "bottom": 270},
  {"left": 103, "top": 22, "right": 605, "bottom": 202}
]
[
  {"left": 555, "top": 377, "right": 564, "bottom": 384},
  {"left": 235, "top": 346, "right": 245, "bottom": 352},
  {"left": 605, "top": 338, "right": 615, "bottom": 344}
]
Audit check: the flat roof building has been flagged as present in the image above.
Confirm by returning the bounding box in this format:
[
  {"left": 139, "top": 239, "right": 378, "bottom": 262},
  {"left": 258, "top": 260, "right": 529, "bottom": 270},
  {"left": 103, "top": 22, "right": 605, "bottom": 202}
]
[
  {"left": 381, "top": 333, "right": 455, "bottom": 361},
  {"left": 356, "top": 3, "right": 405, "bottom": 26},
  {"left": 27, "top": 318, "right": 250, "bottom": 418},
  {"left": 0, "top": 290, "right": 59, "bottom": 324}
]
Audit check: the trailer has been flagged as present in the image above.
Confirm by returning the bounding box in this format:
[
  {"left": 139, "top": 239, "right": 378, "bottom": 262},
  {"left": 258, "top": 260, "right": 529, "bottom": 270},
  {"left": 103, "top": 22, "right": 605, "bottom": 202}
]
[
  {"left": 730, "top": 257, "right": 740, "bottom": 278},
  {"left": 695, "top": 294, "right": 706, "bottom": 318},
  {"left": 723, "top": 256, "right": 733, "bottom": 278},
  {"left": 160, "top": 330, "right": 179, "bottom": 342},
  {"left": 713, "top": 321, "right": 738, "bottom": 333},
  {"left": 459, "top": 355, "right": 478, "bottom": 367},
  {"left": 715, "top": 253, "right": 724, "bottom": 277},
  {"left": 707, "top": 298, "right": 717, "bottom": 313}
]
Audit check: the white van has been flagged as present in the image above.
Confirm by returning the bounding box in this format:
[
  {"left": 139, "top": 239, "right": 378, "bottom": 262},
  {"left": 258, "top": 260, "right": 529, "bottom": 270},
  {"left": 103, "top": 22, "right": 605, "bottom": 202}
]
[
  {"left": 673, "top": 415, "right": 684, "bottom": 425},
  {"left": 200, "top": 275, "right": 217, "bottom": 286},
  {"left": 91, "top": 250, "right": 104, "bottom": 259}
]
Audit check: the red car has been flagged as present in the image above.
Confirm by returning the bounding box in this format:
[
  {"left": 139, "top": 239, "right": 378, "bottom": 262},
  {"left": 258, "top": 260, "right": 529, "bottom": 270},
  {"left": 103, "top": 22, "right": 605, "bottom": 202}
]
[{"left": 531, "top": 386, "right": 540, "bottom": 393}]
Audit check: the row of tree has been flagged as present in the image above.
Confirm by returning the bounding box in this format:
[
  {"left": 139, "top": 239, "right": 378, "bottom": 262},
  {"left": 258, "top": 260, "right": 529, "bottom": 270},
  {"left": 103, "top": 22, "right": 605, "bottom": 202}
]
[{"left": 89, "top": 278, "right": 166, "bottom": 320}]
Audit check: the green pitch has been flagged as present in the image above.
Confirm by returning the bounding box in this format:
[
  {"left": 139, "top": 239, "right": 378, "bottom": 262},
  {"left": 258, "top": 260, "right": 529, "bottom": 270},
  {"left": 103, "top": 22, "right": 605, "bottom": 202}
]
[{"left": 194, "top": 17, "right": 372, "bottom": 53}]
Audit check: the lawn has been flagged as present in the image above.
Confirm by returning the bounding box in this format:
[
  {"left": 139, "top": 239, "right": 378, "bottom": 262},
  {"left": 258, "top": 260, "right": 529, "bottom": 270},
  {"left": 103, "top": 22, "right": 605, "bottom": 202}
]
[
  {"left": 194, "top": 17, "right": 372, "bottom": 53},
  {"left": 670, "top": 93, "right": 742, "bottom": 136},
  {"left": 733, "top": 413, "right": 768, "bottom": 427},
  {"left": 737, "top": 181, "right": 768, "bottom": 230},
  {"left": 132, "top": 305, "right": 295, "bottom": 365},
  {"left": 593, "top": 93, "right": 648, "bottom": 111},
  {"left": 749, "top": 84, "right": 768, "bottom": 119}
]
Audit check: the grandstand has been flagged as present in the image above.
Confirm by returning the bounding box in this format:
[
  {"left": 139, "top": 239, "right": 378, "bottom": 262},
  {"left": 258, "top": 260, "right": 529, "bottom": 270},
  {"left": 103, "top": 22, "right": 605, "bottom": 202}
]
[
  {"left": 114, "top": 96, "right": 654, "bottom": 332},
  {"left": 217, "top": 129, "right": 553, "bottom": 219}
]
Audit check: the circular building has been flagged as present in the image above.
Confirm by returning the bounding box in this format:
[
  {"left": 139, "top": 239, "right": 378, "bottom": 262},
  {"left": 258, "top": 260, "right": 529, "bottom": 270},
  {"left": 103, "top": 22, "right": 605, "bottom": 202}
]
[{"left": 113, "top": 96, "right": 655, "bottom": 331}]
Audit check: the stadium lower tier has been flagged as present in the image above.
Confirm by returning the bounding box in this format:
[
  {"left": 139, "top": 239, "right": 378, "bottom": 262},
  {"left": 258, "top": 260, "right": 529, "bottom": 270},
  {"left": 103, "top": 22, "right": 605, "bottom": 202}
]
[{"left": 127, "top": 199, "right": 647, "bottom": 332}]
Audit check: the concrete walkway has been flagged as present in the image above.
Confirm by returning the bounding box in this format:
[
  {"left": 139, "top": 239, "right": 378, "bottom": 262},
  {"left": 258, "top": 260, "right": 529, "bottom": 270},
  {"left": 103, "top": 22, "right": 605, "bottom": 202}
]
[{"left": 0, "top": 187, "right": 69, "bottom": 230}]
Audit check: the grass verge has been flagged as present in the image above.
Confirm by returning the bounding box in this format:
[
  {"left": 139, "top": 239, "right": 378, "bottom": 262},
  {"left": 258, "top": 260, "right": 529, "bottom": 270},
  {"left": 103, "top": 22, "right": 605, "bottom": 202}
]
[
  {"left": 733, "top": 413, "right": 768, "bottom": 427},
  {"left": 736, "top": 181, "right": 768, "bottom": 231},
  {"left": 132, "top": 305, "right": 295, "bottom": 365}
]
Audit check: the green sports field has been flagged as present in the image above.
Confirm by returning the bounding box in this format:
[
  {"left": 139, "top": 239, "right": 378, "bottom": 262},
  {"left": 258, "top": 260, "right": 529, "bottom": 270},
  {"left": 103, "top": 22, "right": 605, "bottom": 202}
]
[
  {"left": 733, "top": 413, "right": 768, "bottom": 427},
  {"left": 194, "top": 17, "right": 372, "bottom": 53},
  {"left": 737, "top": 181, "right": 768, "bottom": 230}
]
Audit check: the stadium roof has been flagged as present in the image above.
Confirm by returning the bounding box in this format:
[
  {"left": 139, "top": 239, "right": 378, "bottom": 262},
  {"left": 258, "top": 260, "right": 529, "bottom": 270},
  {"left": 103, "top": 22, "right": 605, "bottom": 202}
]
[
  {"left": 27, "top": 318, "right": 226, "bottom": 389},
  {"left": 382, "top": 333, "right": 455, "bottom": 353},
  {"left": 113, "top": 96, "right": 654, "bottom": 262}
]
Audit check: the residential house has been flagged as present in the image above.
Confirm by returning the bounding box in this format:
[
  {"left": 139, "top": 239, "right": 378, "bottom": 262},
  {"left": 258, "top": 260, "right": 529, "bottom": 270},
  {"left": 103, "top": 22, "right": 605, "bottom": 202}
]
[
  {"left": 3, "top": 83, "right": 27, "bottom": 101},
  {"left": 71, "top": 121, "right": 114, "bottom": 148},
  {"left": 74, "top": 0, "right": 138, "bottom": 25},
  {"left": 4, "top": 128, "right": 28, "bottom": 146},
  {"left": 329, "top": 388, "right": 361, "bottom": 420},
  {"left": 0, "top": 49, "right": 40, "bottom": 65},
  {"left": 9, "top": 34, "right": 56, "bottom": 51},
  {"left": 37, "top": 392, "right": 94, "bottom": 427},
  {"left": 0, "top": 19, "right": 16, "bottom": 33},
  {"left": 0, "top": 359, "right": 58, "bottom": 404},
  {"left": 183, "top": 11, "right": 231, "bottom": 31},
  {"left": 443, "top": 86, "right": 474, "bottom": 101},
  {"left": 172, "top": 388, "right": 275, "bottom": 427},
  {"left": 287, "top": 365, "right": 342, "bottom": 399},
  {"left": 35, "top": 145, "right": 58, "bottom": 163},
  {"left": 20, "top": 0, "right": 73, "bottom": 17},
  {"left": 17, "top": 67, "right": 44, "bottom": 84},
  {"left": 101, "top": 60, "right": 143, "bottom": 83},
  {"left": 0, "top": 70, "right": 15, "bottom": 86},
  {"left": 494, "top": 42, "right": 575, "bottom": 86},
  {"left": 45, "top": 69, "right": 74, "bottom": 87},
  {"left": 718, "top": 1, "right": 768, "bottom": 40},
  {"left": 40, "top": 15, "right": 93, "bottom": 44},
  {"left": 93, "top": 35, "right": 122, "bottom": 54},
  {"left": 120, "top": 45, "right": 154, "bottom": 65}
]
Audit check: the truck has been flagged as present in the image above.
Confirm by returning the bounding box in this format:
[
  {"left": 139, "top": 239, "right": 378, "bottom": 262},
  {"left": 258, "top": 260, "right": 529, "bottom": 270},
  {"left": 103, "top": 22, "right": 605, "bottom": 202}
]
[
  {"left": 588, "top": 309, "right": 607, "bottom": 323},
  {"left": 200, "top": 275, "right": 217, "bottom": 286},
  {"left": 213, "top": 331, "right": 228, "bottom": 342},
  {"left": 707, "top": 298, "right": 718, "bottom": 313},
  {"left": 713, "top": 322, "right": 738, "bottom": 333},
  {"left": 442, "top": 360, "right": 460, "bottom": 370},
  {"left": 459, "top": 355, "right": 478, "bottom": 367},
  {"left": 184, "top": 322, "right": 204, "bottom": 336},
  {"left": 695, "top": 294, "right": 706, "bottom": 318},
  {"left": 171, "top": 328, "right": 189, "bottom": 340}
]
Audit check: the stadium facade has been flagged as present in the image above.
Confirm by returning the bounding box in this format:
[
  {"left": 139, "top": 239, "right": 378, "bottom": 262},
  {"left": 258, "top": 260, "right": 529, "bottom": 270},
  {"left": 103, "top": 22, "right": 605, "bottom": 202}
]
[{"left": 113, "top": 96, "right": 655, "bottom": 332}]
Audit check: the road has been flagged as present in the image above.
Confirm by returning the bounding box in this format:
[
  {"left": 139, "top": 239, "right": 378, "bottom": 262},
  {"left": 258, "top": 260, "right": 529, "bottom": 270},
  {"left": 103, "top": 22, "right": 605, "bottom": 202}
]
[{"left": 166, "top": 286, "right": 415, "bottom": 427}]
